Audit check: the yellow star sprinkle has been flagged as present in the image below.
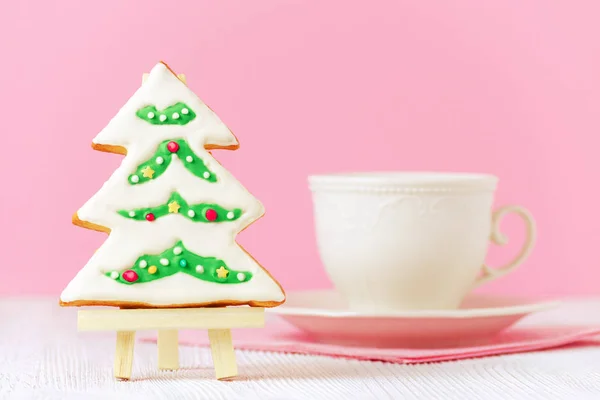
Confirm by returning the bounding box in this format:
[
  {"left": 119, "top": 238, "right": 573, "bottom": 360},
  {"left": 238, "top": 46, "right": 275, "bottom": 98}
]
[
  {"left": 168, "top": 201, "right": 181, "bottom": 213},
  {"left": 216, "top": 266, "right": 229, "bottom": 279},
  {"left": 141, "top": 166, "right": 155, "bottom": 179},
  {"left": 148, "top": 266, "right": 157, "bottom": 274}
]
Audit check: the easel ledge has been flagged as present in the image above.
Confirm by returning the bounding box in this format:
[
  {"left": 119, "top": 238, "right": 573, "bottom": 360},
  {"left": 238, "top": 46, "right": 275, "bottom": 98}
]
[
  {"left": 78, "top": 307, "right": 265, "bottom": 381},
  {"left": 78, "top": 306, "right": 265, "bottom": 331}
]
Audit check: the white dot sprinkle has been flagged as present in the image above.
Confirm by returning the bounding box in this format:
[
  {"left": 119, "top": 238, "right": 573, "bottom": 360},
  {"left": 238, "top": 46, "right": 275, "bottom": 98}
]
[
  {"left": 147, "top": 112, "right": 155, "bottom": 119},
  {"left": 110, "top": 271, "right": 119, "bottom": 279},
  {"left": 181, "top": 108, "right": 189, "bottom": 115},
  {"left": 203, "top": 171, "right": 211, "bottom": 179},
  {"left": 130, "top": 175, "right": 139, "bottom": 183},
  {"left": 196, "top": 265, "right": 204, "bottom": 274},
  {"left": 139, "top": 260, "right": 148, "bottom": 268},
  {"left": 128, "top": 211, "right": 136, "bottom": 217},
  {"left": 186, "top": 156, "right": 193, "bottom": 163},
  {"left": 187, "top": 210, "right": 196, "bottom": 218},
  {"left": 173, "top": 246, "right": 183, "bottom": 255},
  {"left": 226, "top": 211, "right": 235, "bottom": 220},
  {"left": 160, "top": 258, "right": 169, "bottom": 266},
  {"left": 159, "top": 114, "right": 167, "bottom": 122},
  {"left": 156, "top": 156, "right": 164, "bottom": 165},
  {"left": 237, "top": 273, "right": 246, "bottom": 281},
  {"left": 172, "top": 112, "right": 179, "bottom": 119}
]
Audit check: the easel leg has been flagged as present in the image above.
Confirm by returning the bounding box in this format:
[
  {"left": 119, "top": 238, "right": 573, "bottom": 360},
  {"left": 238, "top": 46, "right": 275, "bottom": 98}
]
[
  {"left": 114, "top": 331, "right": 135, "bottom": 380},
  {"left": 208, "top": 329, "right": 237, "bottom": 380},
  {"left": 157, "top": 330, "right": 179, "bottom": 370}
]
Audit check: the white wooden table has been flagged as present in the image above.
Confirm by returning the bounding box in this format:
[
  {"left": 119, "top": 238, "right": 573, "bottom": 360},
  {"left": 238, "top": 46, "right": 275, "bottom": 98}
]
[{"left": 1, "top": 298, "right": 599, "bottom": 399}]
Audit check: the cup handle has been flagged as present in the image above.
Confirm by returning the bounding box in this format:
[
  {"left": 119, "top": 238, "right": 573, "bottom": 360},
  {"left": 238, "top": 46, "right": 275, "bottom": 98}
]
[{"left": 472, "top": 205, "right": 537, "bottom": 288}]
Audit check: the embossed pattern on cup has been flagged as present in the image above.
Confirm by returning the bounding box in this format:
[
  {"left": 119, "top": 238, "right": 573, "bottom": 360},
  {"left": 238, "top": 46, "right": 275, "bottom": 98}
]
[{"left": 309, "top": 172, "right": 535, "bottom": 312}]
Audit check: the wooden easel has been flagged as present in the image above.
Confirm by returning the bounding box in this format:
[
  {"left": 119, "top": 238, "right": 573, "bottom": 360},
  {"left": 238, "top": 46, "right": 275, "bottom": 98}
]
[
  {"left": 78, "top": 307, "right": 265, "bottom": 380},
  {"left": 76, "top": 71, "right": 265, "bottom": 381}
]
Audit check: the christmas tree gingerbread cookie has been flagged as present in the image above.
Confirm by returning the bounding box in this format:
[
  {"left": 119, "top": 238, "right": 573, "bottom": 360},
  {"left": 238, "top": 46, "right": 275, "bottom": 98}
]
[{"left": 60, "top": 62, "right": 285, "bottom": 308}]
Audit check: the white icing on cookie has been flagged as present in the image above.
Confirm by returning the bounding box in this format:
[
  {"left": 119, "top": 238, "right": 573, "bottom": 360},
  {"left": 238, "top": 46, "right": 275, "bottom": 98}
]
[
  {"left": 91, "top": 63, "right": 238, "bottom": 149},
  {"left": 60, "top": 62, "right": 284, "bottom": 307}
]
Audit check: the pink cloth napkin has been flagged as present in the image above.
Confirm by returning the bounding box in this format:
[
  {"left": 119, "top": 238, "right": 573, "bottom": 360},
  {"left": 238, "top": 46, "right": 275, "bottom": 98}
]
[{"left": 141, "top": 317, "right": 600, "bottom": 364}]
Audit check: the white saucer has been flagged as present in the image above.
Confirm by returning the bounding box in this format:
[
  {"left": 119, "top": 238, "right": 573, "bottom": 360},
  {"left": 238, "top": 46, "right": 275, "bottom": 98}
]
[{"left": 267, "top": 290, "right": 560, "bottom": 347}]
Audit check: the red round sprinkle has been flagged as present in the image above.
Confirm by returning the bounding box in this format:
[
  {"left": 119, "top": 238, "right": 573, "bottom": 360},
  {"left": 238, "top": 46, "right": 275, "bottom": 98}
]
[
  {"left": 205, "top": 209, "right": 218, "bottom": 221},
  {"left": 167, "top": 141, "right": 180, "bottom": 153},
  {"left": 122, "top": 270, "right": 139, "bottom": 282},
  {"left": 145, "top": 213, "right": 156, "bottom": 221}
]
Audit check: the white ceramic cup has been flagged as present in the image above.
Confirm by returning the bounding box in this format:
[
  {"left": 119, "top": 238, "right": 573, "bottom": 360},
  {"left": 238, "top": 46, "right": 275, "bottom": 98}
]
[{"left": 309, "top": 172, "right": 536, "bottom": 311}]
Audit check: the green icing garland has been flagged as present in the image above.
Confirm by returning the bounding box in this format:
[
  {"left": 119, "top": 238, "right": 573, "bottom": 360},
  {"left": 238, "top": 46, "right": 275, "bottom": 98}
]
[
  {"left": 106, "top": 241, "right": 252, "bottom": 285},
  {"left": 117, "top": 192, "right": 242, "bottom": 223},
  {"left": 136, "top": 102, "right": 196, "bottom": 125},
  {"left": 128, "top": 139, "right": 217, "bottom": 185}
]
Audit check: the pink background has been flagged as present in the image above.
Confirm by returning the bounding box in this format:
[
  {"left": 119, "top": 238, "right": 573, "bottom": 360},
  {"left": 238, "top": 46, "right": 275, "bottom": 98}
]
[{"left": 0, "top": 1, "right": 598, "bottom": 298}]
